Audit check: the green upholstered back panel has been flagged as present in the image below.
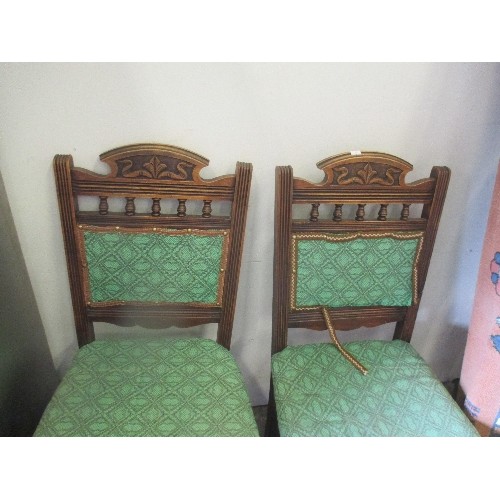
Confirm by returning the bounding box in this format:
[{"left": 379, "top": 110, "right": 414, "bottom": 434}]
[
  {"left": 291, "top": 232, "right": 423, "bottom": 309},
  {"left": 78, "top": 226, "right": 229, "bottom": 305},
  {"left": 272, "top": 340, "right": 479, "bottom": 437},
  {"left": 34, "top": 338, "right": 259, "bottom": 437}
]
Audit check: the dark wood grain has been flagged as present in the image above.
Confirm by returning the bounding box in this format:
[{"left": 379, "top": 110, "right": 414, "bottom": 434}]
[
  {"left": 54, "top": 155, "right": 95, "bottom": 346},
  {"left": 271, "top": 166, "right": 293, "bottom": 355},
  {"left": 217, "top": 162, "right": 253, "bottom": 349}
]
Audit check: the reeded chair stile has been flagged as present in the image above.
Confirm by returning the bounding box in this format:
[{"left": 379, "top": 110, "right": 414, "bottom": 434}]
[
  {"left": 35, "top": 144, "right": 258, "bottom": 437},
  {"left": 267, "top": 152, "right": 479, "bottom": 437}
]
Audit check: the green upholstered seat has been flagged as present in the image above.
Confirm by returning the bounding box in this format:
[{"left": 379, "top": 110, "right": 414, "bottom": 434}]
[
  {"left": 35, "top": 338, "right": 259, "bottom": 437},
  {"left": 272, "top": 340, "right": 479, "bottom": 437}
]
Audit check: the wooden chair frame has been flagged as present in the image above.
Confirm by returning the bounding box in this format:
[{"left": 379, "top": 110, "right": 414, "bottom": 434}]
[
  {"left": 54, "top": 143, "right": 252, "bottom": 350},
  {"left": 267, "top": 151, "right": 450, "bottom": 435}
]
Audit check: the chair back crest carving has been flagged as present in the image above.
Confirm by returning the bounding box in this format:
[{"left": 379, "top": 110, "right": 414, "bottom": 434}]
[
  {"left": 98, "top": 144, "right": 211, "bottom": 183},
  {"left": 317, "top": 152, "right": 412, "bottom": 187}
]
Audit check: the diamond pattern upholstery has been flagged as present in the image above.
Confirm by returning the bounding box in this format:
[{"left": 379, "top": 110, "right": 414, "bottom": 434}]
[
  {"left": 35, "top": 339, "right": 259, "bottom": 437},
  {"left": 80, "top": 227, "right": 227, "bottom": 305},
  {"left": 43, "top": 148, "right": 255, "bottom": 437},
  {"left": 293, "top": 232, "right": 423, "bottom": 309},
  {"left": 272, "top": 340, "right": 479, "bottom": 437}
]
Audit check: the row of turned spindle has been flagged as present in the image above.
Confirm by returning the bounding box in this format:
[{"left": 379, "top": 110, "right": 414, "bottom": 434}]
[
  {"left": 96, "top": 197, "right": 411, "bottom": 222},
  {"left": 97, "top": 196, "right": 213, "bottom": 218},
  {"left": 309, "top": 203, "right": 411, "bottom": 222}
]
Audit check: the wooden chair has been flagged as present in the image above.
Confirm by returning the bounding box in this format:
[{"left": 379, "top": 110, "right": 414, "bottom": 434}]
[
  {"left": 266, "top": 151, "right": 479, "bottom": 437},
  {"left": 35, "top": 143, "right": 259, "bottom": 436}
]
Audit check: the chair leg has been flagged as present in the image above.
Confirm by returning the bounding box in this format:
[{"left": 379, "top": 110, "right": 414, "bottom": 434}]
[
  {"left": 394, "top": 305, "right": 418, "bottom": 342},
  {"left": 265, "top": 380, "right": 280, "bottom": 437}
]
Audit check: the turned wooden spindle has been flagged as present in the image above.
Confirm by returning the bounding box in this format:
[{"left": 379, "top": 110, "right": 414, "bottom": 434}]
[
  {"left": 309, "top": 203, "right": 320, "bottom": 222},
  {"left": 98, "top": 196, "right": 108, "bottom": 215},
  {"left": 202, "top": 200, "right": 212, "bottom": 218},
  {"left": 177, "top": 199, "right": 187, "bottom": 217},
  {"left": 125, "top": 197, "right": 136, "bottom": 216},
  {"left": 151, "top": 198, "right": 161, "bottom": 217},
  {"left": 400, "top": 203, "right": 410, "bottom": 221},
  {"left": 355, "top": 204, "right": 366, "bottom": 221},
  {"left": 378, "top": 204, "right": 388, "bottom": 221},
  {"left": 333, "top": 204, "right": 343, "bottom": 221}
]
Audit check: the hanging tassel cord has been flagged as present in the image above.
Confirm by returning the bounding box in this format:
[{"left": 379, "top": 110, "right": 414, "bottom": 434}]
[{"left": 321, "top": 307, "right": 368, "bottom": 375}]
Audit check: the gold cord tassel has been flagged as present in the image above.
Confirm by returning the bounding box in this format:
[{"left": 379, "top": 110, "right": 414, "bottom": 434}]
[{"left": 321, "top": 307, "right": 368, "bottom": 375}]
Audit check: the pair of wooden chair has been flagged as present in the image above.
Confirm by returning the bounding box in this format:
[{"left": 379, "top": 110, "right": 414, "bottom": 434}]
[{"left": 34, "top": 144, "right": 478, "bottom": 437}]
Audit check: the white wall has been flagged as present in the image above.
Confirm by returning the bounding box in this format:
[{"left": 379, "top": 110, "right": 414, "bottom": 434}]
[{"left": 1, "top": 62, "right": 499, "bottom": 405}]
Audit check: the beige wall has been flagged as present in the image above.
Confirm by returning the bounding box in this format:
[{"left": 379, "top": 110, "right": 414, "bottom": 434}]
[{"left": 1, "top": 62, "right": 499, "bottom": 405}]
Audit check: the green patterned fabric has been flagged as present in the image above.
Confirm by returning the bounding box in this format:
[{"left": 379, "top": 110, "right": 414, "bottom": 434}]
[
  {"left": 81, "top": 228, "right": 227, "bottom": 304},
  {"left": 293, "top": 232, "right": 422, "bottom": 309},
  {"left": 34, "top": 339, "right": 258, "bottom": 437},
  {"left": 272, "top": 340, "right": 479, "bottom": 437}
]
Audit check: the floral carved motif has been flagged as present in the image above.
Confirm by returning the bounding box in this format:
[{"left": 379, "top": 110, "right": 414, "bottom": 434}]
[
  {"left": 333, "top": 163, "right": 401, "bottom": 186},
  {"left": 116, "top": 155, "right": 195, "bottom": 180}
]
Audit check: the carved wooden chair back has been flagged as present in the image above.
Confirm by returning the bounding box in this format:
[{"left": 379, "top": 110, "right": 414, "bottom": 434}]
[
  {"left": 272, "top": 151, "right": 450, "bottom": 354},
  {"left": 264, "top": 152, "right": 480, "bottom": 437},
  {"left": 35, "top": 143, "right": 258, "bottom": 436},
  {"left": 55, "top": 143, "right": 252, "bottom": 349}
]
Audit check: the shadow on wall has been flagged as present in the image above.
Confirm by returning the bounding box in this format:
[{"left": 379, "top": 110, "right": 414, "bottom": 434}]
[
  {"left": 0, "top": 170, "right": 59, "bottom": 436},
  {"left": 425, "top": 324, "right": 470, "bottom": 385}
]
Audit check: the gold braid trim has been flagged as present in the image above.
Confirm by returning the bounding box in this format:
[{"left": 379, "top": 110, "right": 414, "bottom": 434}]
[
  {"left": 290, "top": 231, "right": 424, "bottom": 311},
  {"left": 321, "top": 307, "right": 368, "bottom": 375}
]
